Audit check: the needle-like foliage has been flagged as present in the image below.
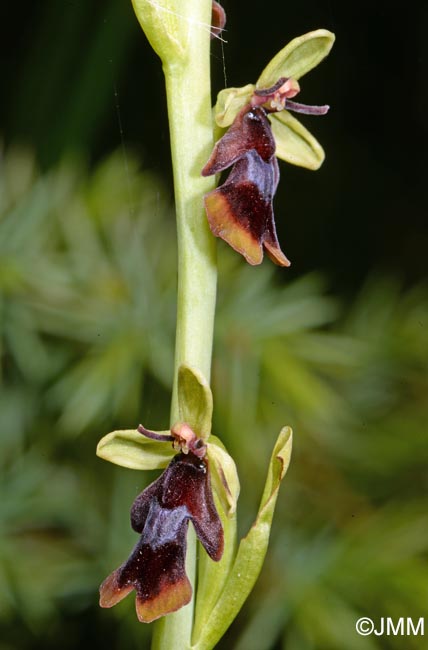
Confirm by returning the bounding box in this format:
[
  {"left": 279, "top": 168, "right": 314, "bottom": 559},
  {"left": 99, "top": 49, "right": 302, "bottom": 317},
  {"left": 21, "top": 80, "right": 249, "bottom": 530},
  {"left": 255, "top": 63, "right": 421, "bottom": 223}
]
[{"left": 1, "top": 146, "right": 427, "bottom": 649}]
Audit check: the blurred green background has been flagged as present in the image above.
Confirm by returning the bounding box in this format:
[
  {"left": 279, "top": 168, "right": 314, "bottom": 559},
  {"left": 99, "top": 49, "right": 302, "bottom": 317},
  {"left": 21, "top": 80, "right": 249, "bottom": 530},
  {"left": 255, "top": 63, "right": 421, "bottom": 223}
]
[{"left": 1, "top": 1, "right": 427, "bottom": 649}]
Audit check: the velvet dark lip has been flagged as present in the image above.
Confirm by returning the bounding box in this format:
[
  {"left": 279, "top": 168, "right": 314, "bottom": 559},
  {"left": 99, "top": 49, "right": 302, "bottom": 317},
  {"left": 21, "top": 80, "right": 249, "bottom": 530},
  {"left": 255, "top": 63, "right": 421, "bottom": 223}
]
[{"left": 99, "top": 427, "right": 223, "bottom": 623}]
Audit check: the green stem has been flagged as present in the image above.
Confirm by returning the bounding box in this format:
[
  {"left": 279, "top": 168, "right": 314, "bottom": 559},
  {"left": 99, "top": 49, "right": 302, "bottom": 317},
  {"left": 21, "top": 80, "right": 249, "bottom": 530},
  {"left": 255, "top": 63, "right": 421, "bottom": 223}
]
[
  {"left": 152, "top": 3, "right": 217, "bottom": 649},
  {"left": 167, "top": 67, "right": 217, "bottom": 417}
]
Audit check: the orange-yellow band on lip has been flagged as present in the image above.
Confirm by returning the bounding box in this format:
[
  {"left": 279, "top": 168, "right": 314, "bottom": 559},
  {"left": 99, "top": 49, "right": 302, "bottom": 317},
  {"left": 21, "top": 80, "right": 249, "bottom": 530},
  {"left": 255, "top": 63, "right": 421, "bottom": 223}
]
[
  {"left": 99, "top": 570, "right": 133, "bottom": 608},
  {"left": 264, "top": 239, "right": 290, "bottom": 267},
  {"left": 205, "top": 191, "right": 263, "bottom": 265},
  {"left": 135, "top": 576, "right": 192, "bottom": 623}
]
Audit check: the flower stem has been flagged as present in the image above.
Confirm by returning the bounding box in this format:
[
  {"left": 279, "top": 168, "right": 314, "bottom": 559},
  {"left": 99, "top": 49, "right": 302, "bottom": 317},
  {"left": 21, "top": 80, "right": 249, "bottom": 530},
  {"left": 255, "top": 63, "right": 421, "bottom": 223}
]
[{"left": 151, "top": 2, "right": 217, "bottom": 648}]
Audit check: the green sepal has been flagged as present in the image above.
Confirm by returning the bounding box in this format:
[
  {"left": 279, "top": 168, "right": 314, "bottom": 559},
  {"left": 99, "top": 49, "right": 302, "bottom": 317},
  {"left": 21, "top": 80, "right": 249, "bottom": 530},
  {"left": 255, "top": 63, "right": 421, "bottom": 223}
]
[
  {"left": 257, "top": 29, "right": 335, "bottom": 88},
  {"left": 214, "top": 84, "right": 255, "bottom": 128},
  {"left": 177, "top": 364, "right": 213, "bottom": 440},
  {"left": 191, "top": 427, "right": 293, "bottom": 650},
  {"left": 96, "top": 429, "right": 174, "bottom": 470},
  {"left": 192, "top": 437, "right": 239, "bottom": 645},
  {"left": 270, "top": 110, "right": 325, "bottom": 170}
]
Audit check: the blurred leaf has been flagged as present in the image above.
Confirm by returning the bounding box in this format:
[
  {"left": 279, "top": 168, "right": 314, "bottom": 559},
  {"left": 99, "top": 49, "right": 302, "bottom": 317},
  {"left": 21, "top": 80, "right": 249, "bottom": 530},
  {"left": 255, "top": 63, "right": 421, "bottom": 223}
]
[{"left": 1, "top": 145, "right": 427, "bottom": 650}]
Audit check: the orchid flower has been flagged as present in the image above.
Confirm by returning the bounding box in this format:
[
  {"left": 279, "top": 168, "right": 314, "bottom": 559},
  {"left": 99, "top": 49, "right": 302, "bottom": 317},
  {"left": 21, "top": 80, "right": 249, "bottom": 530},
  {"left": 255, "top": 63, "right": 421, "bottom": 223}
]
[{"left": 202, "top": 29, "right": 335, "bottom": 266}]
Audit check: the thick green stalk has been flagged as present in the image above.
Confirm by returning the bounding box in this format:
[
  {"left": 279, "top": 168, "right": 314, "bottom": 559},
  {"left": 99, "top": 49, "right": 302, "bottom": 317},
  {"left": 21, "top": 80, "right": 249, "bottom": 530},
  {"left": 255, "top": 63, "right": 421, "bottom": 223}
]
[
  {"left": 151, "top": 4, "right": 217, "bottom": 648},
  {"left": 167, "top": 68, "right": 217, "bottom": 417}
]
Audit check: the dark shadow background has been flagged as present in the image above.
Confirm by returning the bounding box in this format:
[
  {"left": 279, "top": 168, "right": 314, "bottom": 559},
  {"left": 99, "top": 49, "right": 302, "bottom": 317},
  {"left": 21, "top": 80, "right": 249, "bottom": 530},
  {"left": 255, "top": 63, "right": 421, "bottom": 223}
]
[{"left": 2, "top": 0, "right": 427, "bottom": 292}]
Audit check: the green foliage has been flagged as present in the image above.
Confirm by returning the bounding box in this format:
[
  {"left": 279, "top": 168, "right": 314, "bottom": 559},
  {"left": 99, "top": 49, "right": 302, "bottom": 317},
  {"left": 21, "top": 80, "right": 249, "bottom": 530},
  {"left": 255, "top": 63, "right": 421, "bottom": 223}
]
[
  {"left": 1, "top": 145, "right": 427, "bottom": 649},
  {"left": 193, "top": 428, "right": 292, "bottom": 650}
]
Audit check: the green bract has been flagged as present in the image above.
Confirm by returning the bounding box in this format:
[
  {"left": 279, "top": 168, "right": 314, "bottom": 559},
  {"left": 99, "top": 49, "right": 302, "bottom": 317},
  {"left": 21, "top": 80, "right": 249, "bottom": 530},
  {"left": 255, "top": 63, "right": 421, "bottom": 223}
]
[
  {"left": 192, "top": 427, "right": 293, "bottom": 650},
  {"left": 178, "top": 364, "right": 213, "bottom": 440},
  {"left": 131, "top": 0, "right": 213, "bottom": 64},
  {"left": 207, "top": 436, "right": 240, "bottom": 516},
  {"left": 193, "top": 436, "right": 239, "bottom": 644}
]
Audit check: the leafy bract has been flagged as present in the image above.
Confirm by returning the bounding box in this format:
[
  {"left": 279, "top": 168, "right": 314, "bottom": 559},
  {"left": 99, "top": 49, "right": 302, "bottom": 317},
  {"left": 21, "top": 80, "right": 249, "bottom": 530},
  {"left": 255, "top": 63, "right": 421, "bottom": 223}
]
[
  {"left": 131, "top": 0, "right": 213, "bottom": 63},
  {"left": 193, "top": 436, "right": 239, "bottom": 643},
  {"left": 192, "top": 427, "right": 293, "bottom": 650},
  {"left": 177, "top": 364, "right": 213, "bottom": 440},
  {"left": 207, "top": 435, "right": 240, "bottom": 517}
]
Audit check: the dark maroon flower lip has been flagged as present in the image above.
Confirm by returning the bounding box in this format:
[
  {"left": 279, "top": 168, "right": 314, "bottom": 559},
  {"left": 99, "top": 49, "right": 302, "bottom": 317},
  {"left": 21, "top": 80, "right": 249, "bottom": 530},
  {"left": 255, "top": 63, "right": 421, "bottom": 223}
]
[
  {"left": 202, "top": 101, "right": 290, "bottom": 267},
  {"left": 99, "top": 428, "right": 223, "bottom": 623},
  {"left": 202, "top": 76, "right": 330, "bottom": 266},
  {"left": 202, "top": 105, "right": 276, "bottom": 176}
]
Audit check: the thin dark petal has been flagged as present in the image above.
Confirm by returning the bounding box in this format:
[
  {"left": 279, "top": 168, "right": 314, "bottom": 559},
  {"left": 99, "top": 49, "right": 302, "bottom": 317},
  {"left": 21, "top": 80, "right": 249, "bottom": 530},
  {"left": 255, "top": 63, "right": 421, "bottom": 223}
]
[
  {"left": 254, "top": 77, "right": 288, "bottom": 97},
  {"left": 211, "top": 1, "right": 226, "bottom": 39},
  {"left": 202, "top": 106, "right": 275, "bottom": 176},
  {"left": 137, "top": 424, "right": 174, "bottom": 443},
  {"left": 252, "top": 78, "right": 301, "bottom": 112},
  {"left": 284, "top": 99, "right": 330, "bottom": 115}
]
